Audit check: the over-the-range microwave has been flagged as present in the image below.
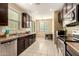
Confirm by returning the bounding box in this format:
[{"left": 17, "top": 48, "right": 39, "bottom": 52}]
[{"left": 64, "top": 4, "right": 79, "bottom": 27}]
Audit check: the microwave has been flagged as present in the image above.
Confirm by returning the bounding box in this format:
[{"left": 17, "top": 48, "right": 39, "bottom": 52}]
[{"left": 64, "top": 5, "right": 79, "bottom": 27}]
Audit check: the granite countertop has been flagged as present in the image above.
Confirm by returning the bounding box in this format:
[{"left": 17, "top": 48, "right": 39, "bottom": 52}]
[
  {"left": 58, "top": 35, "right": 79, "bottom": 54},
  {"left": 0, "top": 32, "right": 36, "bottom": 43},
  {"left": 66, "top": 35, "right": 79, "bottom": 54},
  {"left": 66, "top": 42, "right": 79, "bottom": 53}
]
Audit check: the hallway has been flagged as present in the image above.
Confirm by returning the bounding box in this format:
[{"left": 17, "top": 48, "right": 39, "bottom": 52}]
[{"left": 20, "top": 37, "right": 60, "bottom": 56}]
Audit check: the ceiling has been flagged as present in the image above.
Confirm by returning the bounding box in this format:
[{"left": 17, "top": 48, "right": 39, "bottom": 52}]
[{"left": 16, "top": 3, "right": 64, "bottom": 19}]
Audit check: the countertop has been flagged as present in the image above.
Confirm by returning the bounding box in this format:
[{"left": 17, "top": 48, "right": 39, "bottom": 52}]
[
  {"left": 58, "top": 35, "right": 79, "bottom": 54},
  {"left": 0, "top": 32, "right": 36, "bottom": 44},
  {"left": 66, "top": 42, "right": 79, "bottom": 53},
  {"left": 66, "top": 35, "right": 79, "bottom": 54}
]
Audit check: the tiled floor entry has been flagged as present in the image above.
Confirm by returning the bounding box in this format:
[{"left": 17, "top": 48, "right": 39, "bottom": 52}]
[{"left": 20, "top": 37, "right": 60, "bottom": 56}]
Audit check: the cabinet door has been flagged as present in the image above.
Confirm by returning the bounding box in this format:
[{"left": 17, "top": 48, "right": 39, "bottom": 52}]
[
  {"left": 0, "top": 3, "right": 8, "bottom": 26},
  {"left": 28, "top": 34, "right": 36, "bottom": 46},
  {"left": 17, "top": 37, "right": 25, "bottom": 55},
  {"left": 25, "top": 37, "right": 29, "bottom": 49},
  {"left": 22, "top": 13, "right": 31, "bottom": 28},
  {"left": 22, "top": 13, "right": 27, "bottom": 28}
]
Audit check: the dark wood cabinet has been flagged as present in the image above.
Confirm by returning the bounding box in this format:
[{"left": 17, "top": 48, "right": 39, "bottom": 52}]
[
  {"left": 0, "top": 3, "right": 8, "bottom": 26},
  {"left": 22, "top": 13, "right": 31, "bottom": 28},
  {"left": 58, "top": 10, "right": 63, "bottom": 24},
  {"left": 17, "top": 37, "right": 25, "bottom": 55},
  {"left": 28, "top": 34, "right": 36, "bottom": 45},
  {"left": 24, "top": 36, "right": 29, "bottom": 49},
  {"left": 17, "top": 34, "right": 36, "bottom": 55},
  {"left": 59, "top": 3, "right": 78, "bottom": 25},
  {"left": 22, "top": 13, "right": 27, "bottom": 28}
]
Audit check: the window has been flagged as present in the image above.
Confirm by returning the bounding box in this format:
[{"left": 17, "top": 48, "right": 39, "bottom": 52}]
[
  {"left": 40, "top": 21, "right": 48, "bottom": 32},
  {"left": 30, "top": 21, "right": 35, "bottom": 32}
]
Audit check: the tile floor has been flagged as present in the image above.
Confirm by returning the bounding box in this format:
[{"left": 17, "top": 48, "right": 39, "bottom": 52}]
[{"left": 20, "top": 37, "right": 62, "bottom": 56}]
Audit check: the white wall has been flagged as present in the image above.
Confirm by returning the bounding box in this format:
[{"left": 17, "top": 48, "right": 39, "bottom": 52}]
[{"left": 52, "top": 11, "right": 63, "bottom": 43}]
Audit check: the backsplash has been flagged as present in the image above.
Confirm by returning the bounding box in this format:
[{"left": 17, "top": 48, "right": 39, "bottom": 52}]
[
  {"left": 0, "top": 26, "right": 31, "bottom": 35},
  {"left": 66, "top": 25, "right": 79, "bottom": 34},
  {"left": 0, "top": 26, "right": 7, "bottom": 32}
]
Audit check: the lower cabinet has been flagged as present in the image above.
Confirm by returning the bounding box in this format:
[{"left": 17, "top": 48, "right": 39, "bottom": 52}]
[
  {"left": 0, "top": 34, "right": 36, "bottom": 56},
  {"left": 17, "top": 34, "right": 36, "bottom": 55},
  {"left": 0, "top": 39, "right": 17, "bottom": 56},
  {"left": 17, "top": 37, "right": 25, "bottom": 55},
  {"left": 25, "top": 37, "right": 29, "bottom": 49},
  {"left": 29, "top": 34, "right": 36, "bottom": 46}
]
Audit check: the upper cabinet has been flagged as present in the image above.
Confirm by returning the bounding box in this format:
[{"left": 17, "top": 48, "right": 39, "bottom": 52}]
[
  {"left": 0, "top": 3, "right": 8, "bottom": 26},
  {"left": 58, "top": 3, "right": 79, "bottom": 27},
  {"left": 58, "top": 10, "right": 63, "bottom": 24},
  {"left": 22, "top": 13, "right": 31, "bottom": 28}
]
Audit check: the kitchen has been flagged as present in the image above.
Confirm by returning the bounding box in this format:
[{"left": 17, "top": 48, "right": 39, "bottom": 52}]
[{"left": 0, "top": 3, "right": 79, "bottom": 56}]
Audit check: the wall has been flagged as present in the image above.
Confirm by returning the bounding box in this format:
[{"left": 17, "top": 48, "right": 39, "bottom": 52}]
[
  {"left": 0, "top": 3, "right": 30, "bottom": 35},
  {"left": 52, "top": 11, "right": 63, "bottom": 44},
  {"left": 35, "top": 19, "right": 52, "bottom": 37},
  {"left": 66, "top": 25, "right": 79, "bottom": 34},
  {"left": 8, "top": 3, "right": 24, "bottom": 29}
]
